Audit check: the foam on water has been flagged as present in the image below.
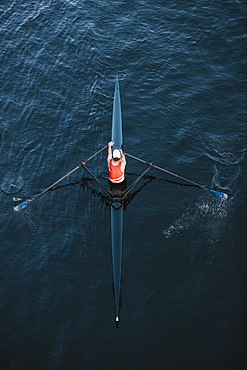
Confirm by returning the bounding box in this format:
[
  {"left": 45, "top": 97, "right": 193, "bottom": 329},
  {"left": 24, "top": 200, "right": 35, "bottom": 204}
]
[{"left": 163, "top": 193, "right": 230, "bottom": 242}]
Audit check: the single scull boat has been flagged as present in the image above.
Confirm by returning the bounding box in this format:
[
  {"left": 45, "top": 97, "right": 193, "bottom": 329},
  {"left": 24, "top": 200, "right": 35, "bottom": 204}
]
[
  {"left": 13, "top": 77, "right": 228, "bottom": 324},
  {"left": 110, "top": 76, "right": 123, "bottom": 323}
]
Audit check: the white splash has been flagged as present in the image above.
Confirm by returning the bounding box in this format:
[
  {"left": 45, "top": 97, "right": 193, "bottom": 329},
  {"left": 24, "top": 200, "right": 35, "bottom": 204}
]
[{"left": 162, "top": 195, "right": 230, "bottom": 240}]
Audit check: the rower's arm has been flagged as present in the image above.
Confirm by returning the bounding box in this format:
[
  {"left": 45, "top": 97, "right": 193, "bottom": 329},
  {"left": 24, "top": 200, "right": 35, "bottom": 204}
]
[
  {"left": 107, "top": 142, "right": 114, "bottom": 164},
  {"left": 120, "top": 151, "right": 126, "bottom": 172}
]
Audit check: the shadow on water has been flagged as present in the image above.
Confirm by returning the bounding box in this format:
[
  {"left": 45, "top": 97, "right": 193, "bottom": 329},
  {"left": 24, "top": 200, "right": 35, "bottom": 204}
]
[
  {"left": 21, "top": 173, "right": 199, "bottom": 210},
  {"left": 10, "top": 172, "right": 201, "bottom": 234}
]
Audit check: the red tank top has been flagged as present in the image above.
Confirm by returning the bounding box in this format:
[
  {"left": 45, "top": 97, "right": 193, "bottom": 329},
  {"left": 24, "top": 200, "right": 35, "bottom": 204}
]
[{"left": 108, "top": 160, "right": 125, "bottom": 183}]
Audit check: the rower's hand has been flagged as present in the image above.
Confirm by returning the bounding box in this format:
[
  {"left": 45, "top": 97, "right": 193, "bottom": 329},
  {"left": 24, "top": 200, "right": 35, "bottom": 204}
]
[{"left": 108, "top": 141, "right": 114, "bottom": 147}]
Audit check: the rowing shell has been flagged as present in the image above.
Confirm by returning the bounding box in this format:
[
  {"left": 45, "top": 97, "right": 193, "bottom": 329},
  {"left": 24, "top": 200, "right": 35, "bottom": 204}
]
[
  {"left": 111, "top": 76, "right": 123, "bottom": 322},
  {"left": 13, "top": 76, "right": 229, "bottom": 324}
]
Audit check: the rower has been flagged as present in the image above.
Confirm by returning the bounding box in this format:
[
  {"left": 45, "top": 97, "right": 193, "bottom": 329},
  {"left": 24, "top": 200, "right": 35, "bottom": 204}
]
[{"left": 107, "top": 142, "right": 126, "bottom": 189}]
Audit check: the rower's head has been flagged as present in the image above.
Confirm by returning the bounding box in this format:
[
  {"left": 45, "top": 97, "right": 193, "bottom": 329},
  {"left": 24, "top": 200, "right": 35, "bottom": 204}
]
[{"left": 113, "top": 149, "right": 121, "bottom": 161}]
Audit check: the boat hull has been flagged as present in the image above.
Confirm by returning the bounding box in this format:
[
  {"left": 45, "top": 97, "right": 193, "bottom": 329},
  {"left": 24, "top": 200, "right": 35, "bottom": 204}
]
[
  {"left": 110, "top": 76, "right": 123, "bottom": 322},
  {"left": 111, "top": 204, "right": 123, "bottom": 322},
  {"left": 111, "top": 76, "right": 122, "bottom": 148}
]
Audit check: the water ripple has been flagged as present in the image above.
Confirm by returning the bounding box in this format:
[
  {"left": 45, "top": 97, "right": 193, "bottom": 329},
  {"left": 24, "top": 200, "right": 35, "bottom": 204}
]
[{"left": 1, "top": 0, "right": 246, "bottom": 368}]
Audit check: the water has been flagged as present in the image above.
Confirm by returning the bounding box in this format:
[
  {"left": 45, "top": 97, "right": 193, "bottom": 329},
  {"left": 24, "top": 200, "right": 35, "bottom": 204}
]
[{"left": 1, "top": 1, "right": 246, "bottom": 369}]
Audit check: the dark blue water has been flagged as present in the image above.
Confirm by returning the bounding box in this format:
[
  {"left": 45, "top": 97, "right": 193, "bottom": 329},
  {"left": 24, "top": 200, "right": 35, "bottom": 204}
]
[{"left": 1, "top": 1, "right": 246, "bottom": 369}]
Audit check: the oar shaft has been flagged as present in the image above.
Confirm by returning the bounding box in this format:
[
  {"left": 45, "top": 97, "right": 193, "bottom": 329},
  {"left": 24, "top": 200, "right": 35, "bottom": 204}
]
[
  {"left": 152, "top": 164, "right": 203, "bottom": 189},
  {"left": 82, "top": 164, "right": 111, "bottom": 198},
  {"left": 14, "top": 145, "right": 108, "bottom": 211},
  {"left": 84, "top": 144, "right": 108, "bottom": 164},
  {"left": 124, "top": 153, "right": 204, "bottom": 189},
  {"left": 40, "top": 164, "right": 82, "bottom": 195},
  {"left": 122, "top": 166, "right": 152, "bottom": 197},
  {"left": 39, "top": 145, "right": 108, "bottom": 195}
]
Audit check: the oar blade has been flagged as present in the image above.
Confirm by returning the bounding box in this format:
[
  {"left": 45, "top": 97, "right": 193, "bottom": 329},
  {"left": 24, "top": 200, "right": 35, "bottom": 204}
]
[
  {"left": 210, "top": 190, "right": 228, "bottom": 199},
  {"left": 13, "top": 199, "right": 32, "bottom": 211}
]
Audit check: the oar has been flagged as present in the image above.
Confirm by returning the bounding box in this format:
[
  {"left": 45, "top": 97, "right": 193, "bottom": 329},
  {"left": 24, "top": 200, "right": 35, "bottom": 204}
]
[
  {"left": 124, "top": 153, "right": 228, "bottom": 199},
  {"left": 14, "top": 145, "right": 108, "bottom": 211}
]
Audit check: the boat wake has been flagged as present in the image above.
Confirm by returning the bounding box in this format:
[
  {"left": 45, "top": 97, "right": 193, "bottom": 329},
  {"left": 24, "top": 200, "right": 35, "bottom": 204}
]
[
  {"left": 163, "top": 129, "right": 244, "bottom": 241},
  {"left": 162, "top": 194, "right": 230, "bottom": 243},
  {"left": 12, "top": 193, "right": 39, "bottom": 234},
  {"left": 14, "top": 204, "right": 39, "bottom": 235}
]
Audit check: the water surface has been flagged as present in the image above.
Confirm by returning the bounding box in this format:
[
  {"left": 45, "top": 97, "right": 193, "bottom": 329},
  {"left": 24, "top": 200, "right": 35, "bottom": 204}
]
[{"left": 1, "top": 1, "right": 246, "bottom": 369}]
